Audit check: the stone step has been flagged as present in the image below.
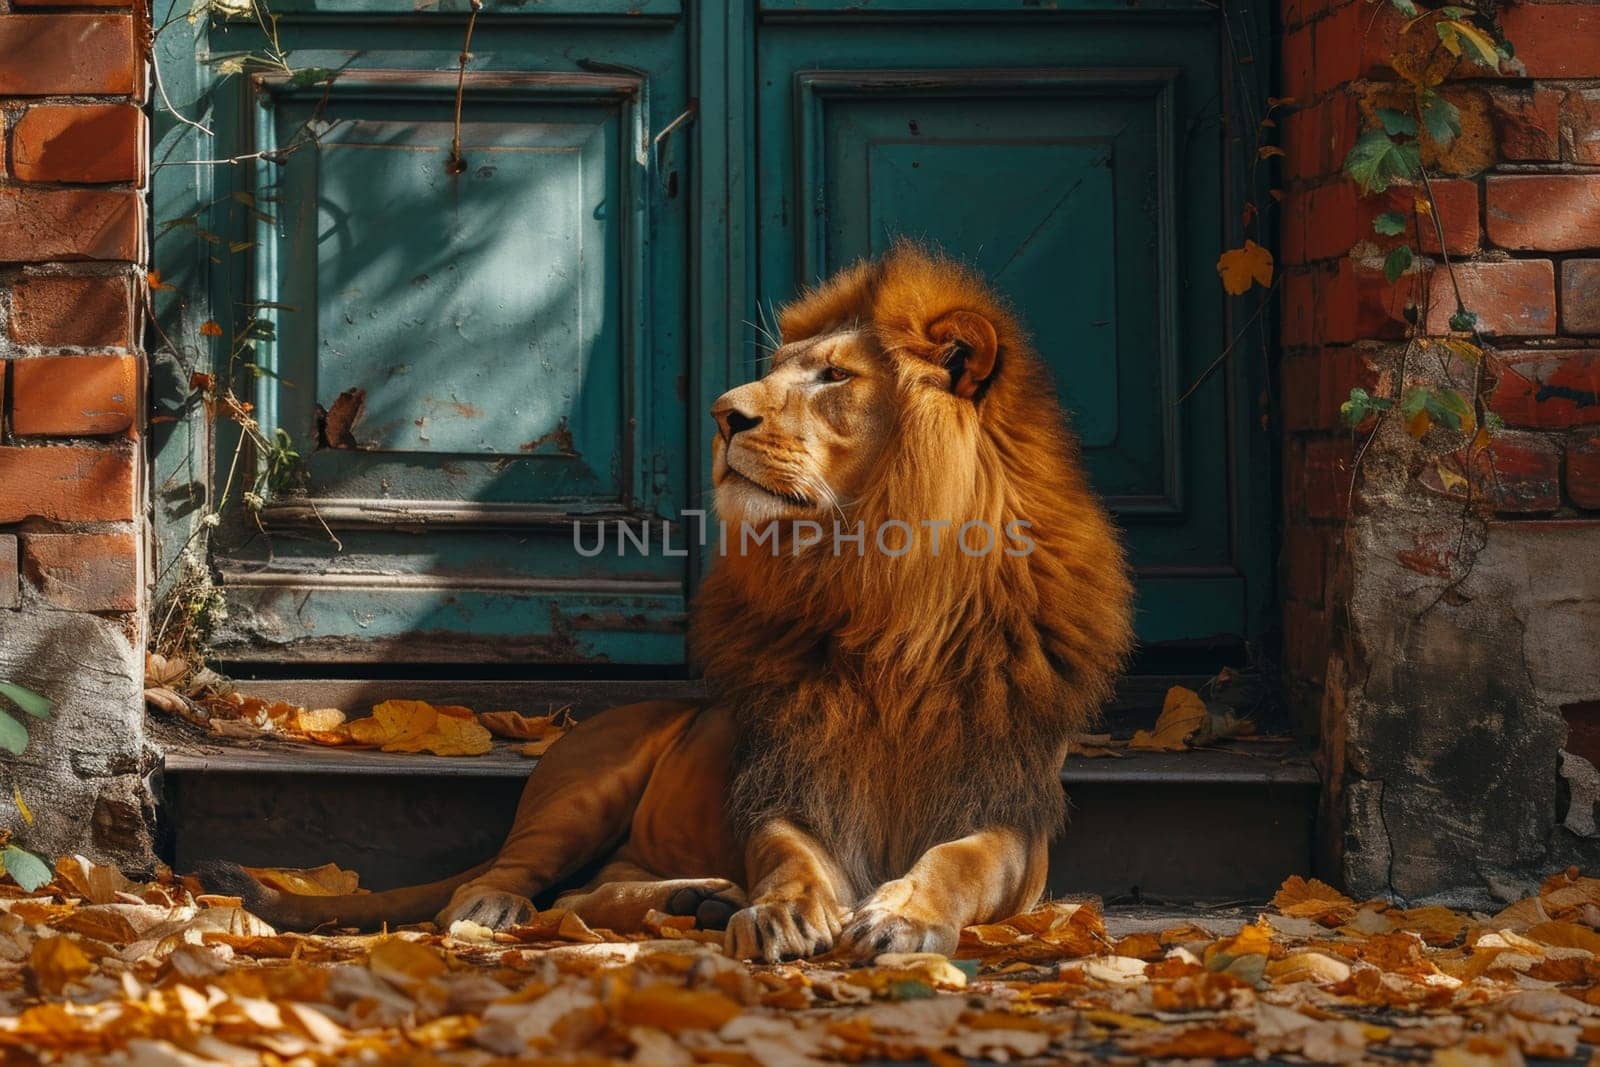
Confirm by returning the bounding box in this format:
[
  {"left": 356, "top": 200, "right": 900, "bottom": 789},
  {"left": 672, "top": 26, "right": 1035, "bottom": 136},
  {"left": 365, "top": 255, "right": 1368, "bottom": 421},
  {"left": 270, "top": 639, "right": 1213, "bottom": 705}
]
[{"left": 154, "top": 677, "right": 1319, "bottom": 905}]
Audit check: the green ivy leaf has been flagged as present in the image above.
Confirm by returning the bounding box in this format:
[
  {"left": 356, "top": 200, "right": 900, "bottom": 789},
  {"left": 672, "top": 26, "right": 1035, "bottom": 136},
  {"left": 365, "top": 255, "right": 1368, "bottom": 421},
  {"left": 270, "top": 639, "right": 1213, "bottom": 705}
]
[
  {"left": 1448, "top": 308, "right": 1479, "bottom": 332},
  {"left": 1485, "top": 411, "right": 1506, "bottom": 432},
  {"left": 1377, "top": 108, "right": 1418, "bottom": 137},
  {"left": 0, "top": 682, "right": 49, "bottom": 719},
  {"left": 1341, "top": 387, "right": 1393, "bottom": 428},
  {"left": 1429, "top": 388, "right": 1473, "bottom": 431},
  {"left": 0, "top": 710, "right": 28, "bottom": 757},
  {"left": 1388, "top": 0, "right": 1418, "bottom": 14},
  {"left": 1344, "top": 129, "right": 1421, "bottom": 194},
  {"left": 1439, "top": 5, "right": 1469, "bottom": 17},
  {"left": 1383, "top": 245, "right": 1414, "bottom": 284},
  {"left": 1373, "top": 211, "right": 1408, "bottom": 236},
  {"left": 0, "top": 846, "right": 52, "bottom": 893},
  {"left": 1421, "top": 95, "right": 1462, "bottom": 147}
]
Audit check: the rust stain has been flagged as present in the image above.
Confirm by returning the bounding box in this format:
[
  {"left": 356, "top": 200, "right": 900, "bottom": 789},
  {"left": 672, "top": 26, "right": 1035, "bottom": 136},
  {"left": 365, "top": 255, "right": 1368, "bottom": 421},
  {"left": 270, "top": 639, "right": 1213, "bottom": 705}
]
[
  {"left": 519, "top": 417, "right": 577, "bottom": 456},
  {"left": 447, "top": 399, "right": 482, "bottom": 419},
  {"left": 316, "top": 387, "right": 368, "bottom": 450}
]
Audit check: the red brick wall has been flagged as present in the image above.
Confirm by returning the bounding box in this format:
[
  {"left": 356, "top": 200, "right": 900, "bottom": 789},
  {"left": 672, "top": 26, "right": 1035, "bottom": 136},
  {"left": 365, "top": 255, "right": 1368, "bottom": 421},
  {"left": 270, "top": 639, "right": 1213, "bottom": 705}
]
[
  {"left": 0, "top": 0, "right": 147, "bottom": 619},
  {"left": 1278, "top": 0, "right": 1600, "bottom": 728}
]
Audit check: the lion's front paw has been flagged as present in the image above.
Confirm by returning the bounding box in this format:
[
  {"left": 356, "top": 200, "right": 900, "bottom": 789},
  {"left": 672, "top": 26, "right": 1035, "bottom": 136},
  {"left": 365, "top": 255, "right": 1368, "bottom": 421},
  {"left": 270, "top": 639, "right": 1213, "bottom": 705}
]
[
  {"left": 725, "top": 893, "right": 844, "bottom": 963},
  {"left": 838, "top": 887, "right": 958, "bottom": 959},
  {"left": 437, "top": 888, "right": 536, "bottom": 931}
]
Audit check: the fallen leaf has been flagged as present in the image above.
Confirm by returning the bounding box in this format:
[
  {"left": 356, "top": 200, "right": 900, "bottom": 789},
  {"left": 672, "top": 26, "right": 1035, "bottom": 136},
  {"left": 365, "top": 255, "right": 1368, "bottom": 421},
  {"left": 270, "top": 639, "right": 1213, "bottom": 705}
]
[
  {"left": 1129, "top": 686, "right": 1208, "bottom": 751},
  {"left": 28, "top": 936, "right": 94, "bottom": 994},
  {"left": 242, "top": 863, "right": 362, "bottom": 897}
]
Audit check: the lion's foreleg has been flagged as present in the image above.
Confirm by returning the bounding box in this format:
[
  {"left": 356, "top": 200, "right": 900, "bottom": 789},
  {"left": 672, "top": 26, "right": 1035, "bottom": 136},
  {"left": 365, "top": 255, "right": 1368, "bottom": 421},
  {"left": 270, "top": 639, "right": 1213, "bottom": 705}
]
[
  {"left": 725, "top": 819, "right": 852, "bottom": 963},
  {"left": 837, "top": 827, "right": 1047, "bottom": 958}
]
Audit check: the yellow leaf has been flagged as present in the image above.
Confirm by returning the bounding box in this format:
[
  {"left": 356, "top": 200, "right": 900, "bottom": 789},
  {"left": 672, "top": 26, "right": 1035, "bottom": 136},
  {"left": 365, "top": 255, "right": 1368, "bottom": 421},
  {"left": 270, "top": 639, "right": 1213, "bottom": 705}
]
[
  {"left": 1257, "top": 145, "right": 1285, "bottom": 159},
  {"left": 1129, "top": 686, "right": 1208, "bottom": 751},
  {"left": 348, "top": 699, "right": 437, "bottom": 746},
  {"left": 13, "top": 785, "right": 31, "bottom": 826},
  {"left": 384, "top": 710, "right": 493, "bottom": 756},
  {"left": 28, "top": 936, "right": 94, "bottom": 994},
  {"left": 1406, "top": 407, "right": 1432, "bottom": 439},
  {"left": 1272, "top": 875, "right": 1355, "bottom": 920},
  {"left": 242, "top": 862, "right": 363, "bottom": 897},
  {"left": 199, "top": 319, "right": 223, "bottom": 337},
  {"left": 368, "top": 937, "right": 448, "bottom": 990},
  {"left": 1415, "top": 197, "right": 1433, "bottom": 216},
  {"left": 147, "top": 270, "right": 176, "bottom": 292},
  {"left": 1216, "top": 240, "right": 1274, "bottom": 295},
  {"left": 617, "top": 986, "right": 743, "bottom": 1033},
  {"left": 1432, "top": 458, "right": 1468, "bottom": 493},
  {"left": 1440, "top": 338, "right": 1482, "bottom": 363}
]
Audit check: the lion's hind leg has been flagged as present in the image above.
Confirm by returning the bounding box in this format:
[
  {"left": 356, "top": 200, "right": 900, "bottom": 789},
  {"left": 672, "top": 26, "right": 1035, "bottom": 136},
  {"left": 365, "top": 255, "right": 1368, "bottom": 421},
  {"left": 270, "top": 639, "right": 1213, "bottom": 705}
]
[
  {"left": 555, "top": 859, "right": 746, "bottom": 933},
  {"left": 439, "top": 699, "right": 704, "bottom": 931}
]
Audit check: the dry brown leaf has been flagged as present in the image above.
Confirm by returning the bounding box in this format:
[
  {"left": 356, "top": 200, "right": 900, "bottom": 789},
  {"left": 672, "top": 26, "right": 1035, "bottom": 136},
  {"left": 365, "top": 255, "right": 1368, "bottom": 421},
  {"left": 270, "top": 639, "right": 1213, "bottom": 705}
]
[
  {"left": 479, "top": 708, "right": 573, "bottom": 740},
  {"left": 242, "top": 863, "right": 363, "bottom": 897},
  {"left": 1129, "top": 686, "right": 1208, "bottom": 751},
  {"left": 28, "top": 936, "right": 94, "bottom": 994},
  {"left": 1274, "top": 875, "right": 1357, "bottom": 922}
]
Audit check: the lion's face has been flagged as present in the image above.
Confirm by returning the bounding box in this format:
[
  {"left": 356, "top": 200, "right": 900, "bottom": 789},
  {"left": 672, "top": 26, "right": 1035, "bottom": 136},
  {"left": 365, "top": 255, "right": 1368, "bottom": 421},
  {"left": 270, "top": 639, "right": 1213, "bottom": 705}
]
[{"left": 711, "top": 329, "right": 898, "bottom": 526}]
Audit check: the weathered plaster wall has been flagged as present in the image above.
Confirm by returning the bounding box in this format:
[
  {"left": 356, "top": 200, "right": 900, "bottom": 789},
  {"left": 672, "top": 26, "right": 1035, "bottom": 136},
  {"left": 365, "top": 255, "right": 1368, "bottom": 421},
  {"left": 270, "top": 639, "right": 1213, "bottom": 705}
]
[{"left": 0, "top": 0, "right": 156, "bottom": 870}]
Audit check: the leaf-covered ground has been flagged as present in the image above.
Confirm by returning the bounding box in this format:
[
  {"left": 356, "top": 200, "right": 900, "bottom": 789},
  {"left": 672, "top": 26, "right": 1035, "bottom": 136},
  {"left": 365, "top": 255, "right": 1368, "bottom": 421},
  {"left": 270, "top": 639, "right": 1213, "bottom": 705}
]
[{"left": 4, "top": 863, "right": 1600, "bottom": 1064}]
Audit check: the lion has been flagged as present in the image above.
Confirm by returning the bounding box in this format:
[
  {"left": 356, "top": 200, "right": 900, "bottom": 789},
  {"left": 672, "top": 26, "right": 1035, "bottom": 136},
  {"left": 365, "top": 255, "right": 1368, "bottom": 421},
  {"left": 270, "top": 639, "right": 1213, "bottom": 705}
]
[{"left": 205, "top": 242, "right": 1135, "bottom": 961}]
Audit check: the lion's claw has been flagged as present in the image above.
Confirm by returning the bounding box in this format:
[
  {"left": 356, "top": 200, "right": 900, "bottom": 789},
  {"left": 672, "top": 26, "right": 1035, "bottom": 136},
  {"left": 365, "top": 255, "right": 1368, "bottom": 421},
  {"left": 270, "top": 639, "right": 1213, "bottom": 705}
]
[
  {"left": 838, "top": 905, "right": 958, "bottom": 959},
  {"left": 436, "top": 889, "right": 536, "bottom": 931},
  {"left": 725, "top": 896, "right": 843, "bottom": 962}
]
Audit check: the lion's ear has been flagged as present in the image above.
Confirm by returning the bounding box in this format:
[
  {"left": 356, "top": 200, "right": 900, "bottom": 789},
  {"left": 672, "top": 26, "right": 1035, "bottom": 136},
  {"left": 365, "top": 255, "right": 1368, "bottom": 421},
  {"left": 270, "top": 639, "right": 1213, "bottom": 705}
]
[{"left": 928, "top": 310, "right": 999, "bottom": 399}]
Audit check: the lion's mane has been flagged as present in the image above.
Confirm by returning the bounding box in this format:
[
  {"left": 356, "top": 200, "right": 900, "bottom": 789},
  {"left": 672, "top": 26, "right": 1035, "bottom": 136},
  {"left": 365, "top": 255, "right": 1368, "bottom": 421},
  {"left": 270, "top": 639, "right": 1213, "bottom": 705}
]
[{"left": 691, "top": 243, "right": 1135, "bottom": 893}]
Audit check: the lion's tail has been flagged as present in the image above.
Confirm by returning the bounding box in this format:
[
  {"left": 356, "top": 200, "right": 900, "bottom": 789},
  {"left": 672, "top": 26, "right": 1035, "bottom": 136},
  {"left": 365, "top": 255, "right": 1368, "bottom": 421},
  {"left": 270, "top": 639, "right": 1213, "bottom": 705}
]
[{"left": 198, "top": 859, "right": 493, "bottom": 931}]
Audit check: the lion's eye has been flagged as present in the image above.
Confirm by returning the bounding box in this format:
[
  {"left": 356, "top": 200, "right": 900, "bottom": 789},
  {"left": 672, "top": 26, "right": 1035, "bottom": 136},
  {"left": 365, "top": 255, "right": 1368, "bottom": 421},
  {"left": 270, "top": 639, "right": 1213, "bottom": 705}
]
[{"left": 819, "top": 366, "right": 852, "bottom": 383}]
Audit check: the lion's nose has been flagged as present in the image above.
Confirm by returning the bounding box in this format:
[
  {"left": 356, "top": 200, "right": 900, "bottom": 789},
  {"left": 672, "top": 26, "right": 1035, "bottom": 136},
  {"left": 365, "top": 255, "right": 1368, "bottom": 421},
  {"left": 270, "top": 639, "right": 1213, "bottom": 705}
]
[{"left": 713, "top": 405, "right": 763, "bottom": 443}]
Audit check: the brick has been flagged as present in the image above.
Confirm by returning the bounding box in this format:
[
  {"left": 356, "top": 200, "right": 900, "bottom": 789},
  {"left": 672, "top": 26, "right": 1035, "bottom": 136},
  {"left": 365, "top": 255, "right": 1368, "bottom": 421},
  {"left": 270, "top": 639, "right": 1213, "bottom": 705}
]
[
  {"left": 0, "top": 445, "right": 134, "bottom": 523},
  {"left": 1489, "top": 351, "right": 1600, "bottom": 429},
  {"left": 1487, "top": 87, "right": 1563, "bottom": 162},
  {"left": 1420, "top": 432, "right": 1561, "bottom": 513},
  {"left": 7, "top": 273, "right": 134, "bottom": 349},
  {"left": 1283, "top": 345, "right": 1379, "bottom": 432},
  {"left": 11, "top": 105, "right": 145, "bottom": 185},
  {"left": 1323, "top": 258, "right": 1416, "bottom": 343},
  {"left": 1281, "top": 267, "right": 1319, "bottom": 349},
  {"left": 1567, "top": 90, "right": 1600, "bottom": 166},
  {"left": 1364, "top": 180, "right": 1478, "bottom": 257},
  {"left": 1282, "top": 523, "right": 1334, "bottom": 606},
  {"left": 1304, "top": 436, "right": 1355, "bottom": 521},
  {"left": 0, "top": 15, "right": 136, "bottom": 95},
  {"left": 1564, "top": 260, "right": 1600, "bottom": 336},
  {"left": 1500, "top": 2, "right": 1600, "bottom": 79},
  {"left": 12, "top": 0, "right": 134, "bottom": 6},
  {"left": 0, "top": 534, "right": 15, "bottom": 610},
  {"left": 1424, "top": 260, "right": 1556, "bottom": 338},
  {"left": 11, "top": 355, "right": 138, "bottom": 436},
  {"left": 1486, "top": 176, "right": 1600, "bottom": 252},
  {"left": 1284, "top": 94, "right": 1358, "bottom": 184},
  {"left": 0, "top": 188, "right": 142, "bottom": 263},
  {"left": 1283, "top": 599, "right": 1329, "bottom": 685},
  {"left": 20, "top": 532, "right": 138, "bottom": 613},
  {"left": 1571, "top": 434, "right": 1600, "bottom": 509}
]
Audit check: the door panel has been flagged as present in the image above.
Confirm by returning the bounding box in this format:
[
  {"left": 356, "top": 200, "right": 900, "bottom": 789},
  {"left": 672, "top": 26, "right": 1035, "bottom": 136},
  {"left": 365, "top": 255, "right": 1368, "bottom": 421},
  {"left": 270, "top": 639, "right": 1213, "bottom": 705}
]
[
  {"left": 758, "top": 13, "right": 1259, "bottom": 645},
  {"left": 186, "top": 23, "right": 690, "bottom": 665}
]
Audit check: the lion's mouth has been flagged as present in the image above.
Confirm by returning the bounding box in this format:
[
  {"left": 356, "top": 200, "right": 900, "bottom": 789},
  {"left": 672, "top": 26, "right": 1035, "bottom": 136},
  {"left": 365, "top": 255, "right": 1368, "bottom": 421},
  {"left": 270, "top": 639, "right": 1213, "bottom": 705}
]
[{"left": 726, "top": 466, "right": 814, "bottom": 509}]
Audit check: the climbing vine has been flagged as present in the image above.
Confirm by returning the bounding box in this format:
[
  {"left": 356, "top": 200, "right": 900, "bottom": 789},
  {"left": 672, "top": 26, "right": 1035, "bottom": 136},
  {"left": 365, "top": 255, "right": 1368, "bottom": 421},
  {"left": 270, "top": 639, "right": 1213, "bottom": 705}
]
[{"left": 1218, "top": 0, "right": 1518, "bottom": 491}]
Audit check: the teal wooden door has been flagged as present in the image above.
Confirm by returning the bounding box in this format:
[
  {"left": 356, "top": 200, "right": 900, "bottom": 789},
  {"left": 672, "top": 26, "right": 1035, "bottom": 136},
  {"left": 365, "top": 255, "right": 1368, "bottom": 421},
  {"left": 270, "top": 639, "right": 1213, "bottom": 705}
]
[
  {"left": 754, "top": 3, "right": 1271, "bottom": 646},
  {"left": 154, "top": 3, "right": 694, "bottom": 665},
  {"left": 153, "top": 0, "right": 1270, "bottom": 665}
]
